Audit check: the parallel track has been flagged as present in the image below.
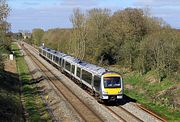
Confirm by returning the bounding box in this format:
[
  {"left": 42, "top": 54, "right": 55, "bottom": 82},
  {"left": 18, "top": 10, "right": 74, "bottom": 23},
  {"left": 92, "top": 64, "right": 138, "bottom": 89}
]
[
  {"left": 133, "top": 103, "right": 167, "bottom": 122},
  {"left": 22, "top": 44, "right": 104, "bottom": 122},
  {"left": 106, "top": 106, "right": 143, "bottom": 122}
]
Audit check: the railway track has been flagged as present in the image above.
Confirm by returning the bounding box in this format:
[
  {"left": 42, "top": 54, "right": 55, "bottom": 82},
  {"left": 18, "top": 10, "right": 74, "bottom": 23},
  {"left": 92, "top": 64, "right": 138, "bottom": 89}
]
[
  {"left": 132, "top": 103, "right": 167, "bottom": 122},
  {"left": 107, "top": 106, "right": 143, "bottom": 122},
  {"left": 106, "top": 106, "right": 143, "bottom": 122},
  {"left": 22, "top": 44, "right": 104, "bottom": 122},
  {"left": 22, "top": 42, "right": 166, "bottom": 122}
]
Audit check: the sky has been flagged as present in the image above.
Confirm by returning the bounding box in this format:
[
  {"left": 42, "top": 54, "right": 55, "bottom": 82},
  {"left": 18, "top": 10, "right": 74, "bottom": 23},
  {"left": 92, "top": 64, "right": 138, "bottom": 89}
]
[{"left": 7, "top": 0, "right": 180, "bottom": 32}]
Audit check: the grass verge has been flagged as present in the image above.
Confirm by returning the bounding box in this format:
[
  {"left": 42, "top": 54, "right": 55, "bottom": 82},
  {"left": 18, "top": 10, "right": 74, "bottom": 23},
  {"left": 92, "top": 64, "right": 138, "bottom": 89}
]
[
  {"left": 0, "top": 68, "right": 23, "bottom": 121},
  {"left": 11, "top": 42, "right": 50, "bottom": 121}
]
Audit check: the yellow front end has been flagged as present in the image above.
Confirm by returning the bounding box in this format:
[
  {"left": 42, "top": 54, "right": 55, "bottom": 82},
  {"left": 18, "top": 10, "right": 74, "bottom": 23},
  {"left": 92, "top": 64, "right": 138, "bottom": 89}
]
[
  {"left": 104, "top": 88, "right": 121, "bottom": 95},
  {"left": 101, "top": 72, "right": 123, "bottom": 100}
]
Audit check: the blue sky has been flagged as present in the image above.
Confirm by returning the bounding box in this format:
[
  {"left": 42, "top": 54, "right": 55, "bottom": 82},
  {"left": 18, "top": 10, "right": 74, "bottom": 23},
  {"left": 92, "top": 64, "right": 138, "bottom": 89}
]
[{"left": 7, "top": 0, "right": 180, "bottom": 32}]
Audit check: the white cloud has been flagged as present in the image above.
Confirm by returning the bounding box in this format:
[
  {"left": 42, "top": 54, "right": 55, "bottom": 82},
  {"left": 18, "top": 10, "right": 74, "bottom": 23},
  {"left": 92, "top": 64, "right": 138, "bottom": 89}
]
[{"left": 133, "top": 0, "right": 180, "bottom": 28}]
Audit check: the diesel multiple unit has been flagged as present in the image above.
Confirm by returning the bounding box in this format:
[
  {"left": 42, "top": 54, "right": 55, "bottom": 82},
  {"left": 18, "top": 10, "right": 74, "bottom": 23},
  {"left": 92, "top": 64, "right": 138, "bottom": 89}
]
[{"left": 39, "top": 46, "right": 123, "bottom": 101}]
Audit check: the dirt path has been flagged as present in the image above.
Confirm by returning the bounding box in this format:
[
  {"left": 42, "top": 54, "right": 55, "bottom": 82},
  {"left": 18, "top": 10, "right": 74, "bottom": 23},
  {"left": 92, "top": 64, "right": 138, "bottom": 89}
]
[{"left": 4, "top": 60, "right": 17, "bottom": 73}]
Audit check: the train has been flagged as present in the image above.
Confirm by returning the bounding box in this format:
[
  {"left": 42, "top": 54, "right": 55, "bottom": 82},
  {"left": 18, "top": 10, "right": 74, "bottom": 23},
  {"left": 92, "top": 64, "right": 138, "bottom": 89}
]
[{"left": 39, "top": 45, "right": 123, "bottom": 102}]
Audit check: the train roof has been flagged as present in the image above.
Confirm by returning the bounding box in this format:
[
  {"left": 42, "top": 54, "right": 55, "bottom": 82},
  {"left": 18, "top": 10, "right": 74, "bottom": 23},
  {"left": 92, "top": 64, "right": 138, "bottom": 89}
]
[
  {"left": 41, "top": 46, "right": 66, "bottom": 57},
  {"left": 40, "top": 46, "right": 108, "bottom": 76},
  {"left": 63, "top": 55, "right": 107, "bottom": 75}
]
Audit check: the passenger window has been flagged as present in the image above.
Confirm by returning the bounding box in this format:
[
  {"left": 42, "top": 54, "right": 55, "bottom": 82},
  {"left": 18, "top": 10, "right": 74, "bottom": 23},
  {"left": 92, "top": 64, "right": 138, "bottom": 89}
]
[
  {"left": 94, "top": 76, "right": 101, "bottom": 91},
  {"left": 71, "top": 65, "right": 75, "bottom": 74},
  {"left": 65, "top": 61, "right": 71, "bottom": 71},
  {"left": 48, "top": 53, "right": 50, "bottom": 58},
  {"left": 49, "top": 53, "right": 52, "bottom": 59},
  {"left": 53, "top": 56, "right": 56, "bottom": 61},
  {"left": 82, "top": 70, "right": 92, "bottom": 85},
  {"left": 39, "top": 48, "right": 42, "bottom": 53},
  {"left": 43, "top": 50, "right": 46, "bottom": 55},
  {"left": 62, "top": 59, "right": 64, "bottom": 67},
  {"left": 77, "top": 67, "right": 81, "bottom": 78},
  {"left": 59, "top": 58, "right": 62, "bottom": 65},
  {"left": 55, "top": 56, "right": 59, "bottom": 63}
]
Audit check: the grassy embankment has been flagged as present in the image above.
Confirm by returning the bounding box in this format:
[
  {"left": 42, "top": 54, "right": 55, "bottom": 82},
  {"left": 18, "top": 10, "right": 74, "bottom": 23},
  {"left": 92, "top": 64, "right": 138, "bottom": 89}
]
[
  {"left": 11, "top": 43, "right": 50, "bottom": 121},
  {"left": 0, "top": 59, "right": 23, "bottom": 120},
  {"left": 109, "top": 66, "right": 180, "bottom": 122}
]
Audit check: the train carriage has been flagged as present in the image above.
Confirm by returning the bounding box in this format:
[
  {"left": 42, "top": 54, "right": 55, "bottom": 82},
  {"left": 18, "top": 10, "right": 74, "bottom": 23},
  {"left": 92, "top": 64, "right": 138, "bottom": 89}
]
[{"left": 39, "top": 45, "right": 123, "bottom": 101}]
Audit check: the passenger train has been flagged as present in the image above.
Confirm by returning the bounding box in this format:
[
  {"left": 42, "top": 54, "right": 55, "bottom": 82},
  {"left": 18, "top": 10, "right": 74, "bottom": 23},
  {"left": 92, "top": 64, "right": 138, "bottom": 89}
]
[{"left": 39, "top": 45, "right": 123, "bottom": 102}]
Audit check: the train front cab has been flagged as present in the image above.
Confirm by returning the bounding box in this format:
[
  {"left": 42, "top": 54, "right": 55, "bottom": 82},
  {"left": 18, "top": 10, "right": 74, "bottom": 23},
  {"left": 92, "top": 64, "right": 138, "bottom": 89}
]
[{"left": 100, "top": 73, "right": 123, "bottom": 101}]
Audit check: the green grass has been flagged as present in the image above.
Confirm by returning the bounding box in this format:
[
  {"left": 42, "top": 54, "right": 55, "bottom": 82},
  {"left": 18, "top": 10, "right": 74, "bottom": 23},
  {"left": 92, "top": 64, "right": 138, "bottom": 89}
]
[
  {"left": 11, "top": 43, "right": 50, "bottom": 122},
  {"left": 108, "top": 66, "right": 180, "bottom": 121},
  {"left": 0, "top": 73, "right": 24, "bottom": 121},
  {"left": 124, "top": 73, "right": 180, "bottom": 121},
  {"left": 0, "top": 44, "right": 24, "bottom": 121}
]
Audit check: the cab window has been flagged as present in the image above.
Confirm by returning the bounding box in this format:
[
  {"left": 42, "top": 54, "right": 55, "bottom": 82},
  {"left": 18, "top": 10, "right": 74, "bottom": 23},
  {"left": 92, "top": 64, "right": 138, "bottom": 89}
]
[{"left": 104, "top": 77, "right": 121, "bottom": 88}]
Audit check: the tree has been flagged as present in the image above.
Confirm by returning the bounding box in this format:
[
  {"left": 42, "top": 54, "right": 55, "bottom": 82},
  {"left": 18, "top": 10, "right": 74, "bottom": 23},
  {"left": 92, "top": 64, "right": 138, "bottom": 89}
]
[
  {"left": 0, "top": 0, "right": 10, "bottom": 36},
  {"left": 70, "top": 8, "right": 87, "bottom": 60},
  {"left": 0, "top": 0, "right": 10, "bottom": 71},
  {"left": 32, "top": 28, "right": 44, "bottom": 46},
  {"left": 0, "top": 0, "right": 10, "bottom": 33},
  {"left": 109, "top": 8, "right": 147, "bottom": 68},
  {"left": 86, "top": 8, "right": 111, "bottom": 64},
  {"left": 141, "top": 29, "right": 179, "bottom": 81}
]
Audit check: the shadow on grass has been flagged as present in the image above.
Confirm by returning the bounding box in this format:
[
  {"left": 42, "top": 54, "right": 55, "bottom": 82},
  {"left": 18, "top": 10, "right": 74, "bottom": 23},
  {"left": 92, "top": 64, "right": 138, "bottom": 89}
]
[
  {"left": 23, "top": 76, "right": 45, "bottom": 85},
  {"left": 0, "top": 70, "right": 24, "bottom": 121},
  {"left": 11, "top": 48, "right": 21, "bottom": 52},
  {"left": 0, "top": 71, "right": 19, "bottom": 93}
]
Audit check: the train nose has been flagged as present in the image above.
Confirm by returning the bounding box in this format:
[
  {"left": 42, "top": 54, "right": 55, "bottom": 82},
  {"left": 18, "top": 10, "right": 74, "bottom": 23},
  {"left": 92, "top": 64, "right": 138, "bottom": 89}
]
[{"left": 104, "top": 88, "right": 121, "bottom": 95}]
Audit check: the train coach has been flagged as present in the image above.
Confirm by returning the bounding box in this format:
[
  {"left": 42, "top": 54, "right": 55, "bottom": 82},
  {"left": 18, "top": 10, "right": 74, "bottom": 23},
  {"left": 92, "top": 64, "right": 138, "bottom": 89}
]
[{"left": 39, "top": 45, "right": 123, "bottom": 102}]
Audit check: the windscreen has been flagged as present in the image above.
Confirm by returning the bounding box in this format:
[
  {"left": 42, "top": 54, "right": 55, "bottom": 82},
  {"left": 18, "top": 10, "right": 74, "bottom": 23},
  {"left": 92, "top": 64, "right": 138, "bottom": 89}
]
[{"left": 103, "top": 77, "right": 121, "bottom": 88}]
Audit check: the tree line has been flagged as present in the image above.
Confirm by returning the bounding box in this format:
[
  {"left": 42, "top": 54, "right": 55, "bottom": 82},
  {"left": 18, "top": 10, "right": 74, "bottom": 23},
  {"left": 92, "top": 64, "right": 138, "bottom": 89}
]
[
  {"left": 0, "top": 0, "right": 11, "bottom": 71},
  {"left": 30, "top": 8, "right": 180, "bottom": 81}
]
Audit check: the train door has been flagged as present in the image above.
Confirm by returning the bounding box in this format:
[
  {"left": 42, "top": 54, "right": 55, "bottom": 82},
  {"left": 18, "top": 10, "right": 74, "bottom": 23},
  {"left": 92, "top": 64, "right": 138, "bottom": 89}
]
[{"left": 93, "top": 75, "right": 101, "bottom": 94}]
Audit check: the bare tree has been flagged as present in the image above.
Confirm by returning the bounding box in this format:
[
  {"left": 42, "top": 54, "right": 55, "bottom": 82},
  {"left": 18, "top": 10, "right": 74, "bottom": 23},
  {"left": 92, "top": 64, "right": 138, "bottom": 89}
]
[
  {"left": 0, "top": 0, "right": 9, "bottom": 20},
  {"left": 0, "top": 0, "right": 10, "bottom": 71},
  {"left": 0, "top": 0, "right": 10, "bottom": 41},
  {"left": 70, "top": 8, "right": 87, "bottom": 60}
]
